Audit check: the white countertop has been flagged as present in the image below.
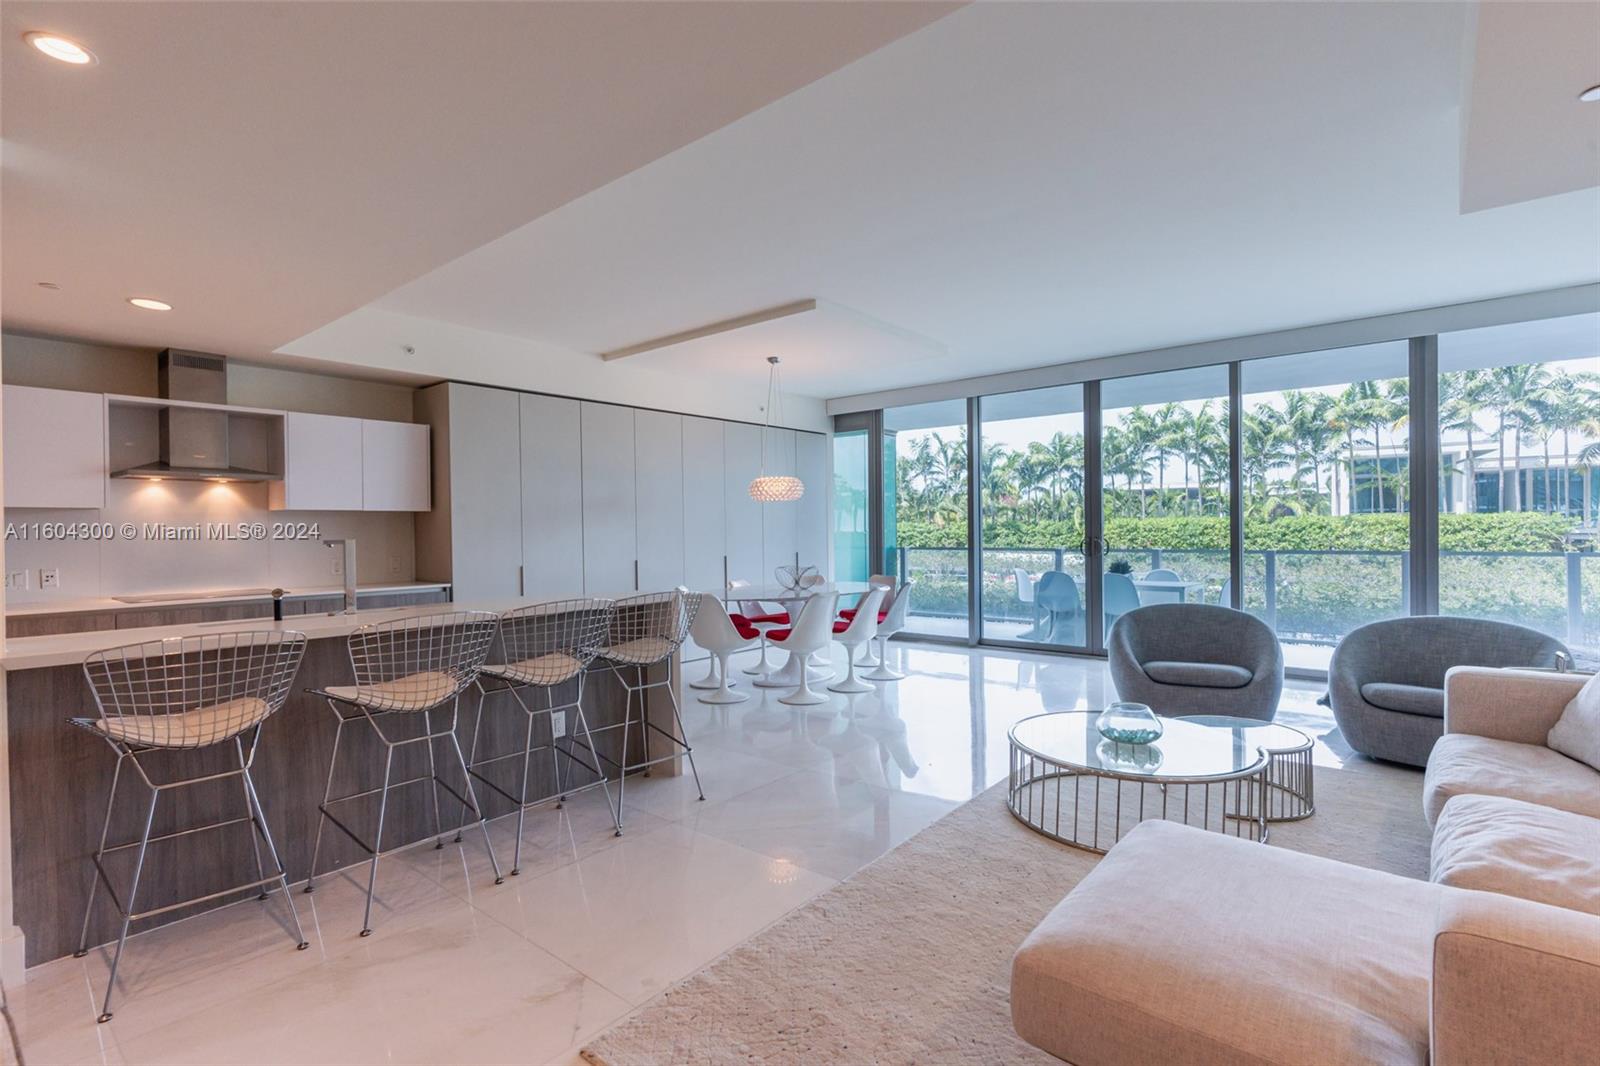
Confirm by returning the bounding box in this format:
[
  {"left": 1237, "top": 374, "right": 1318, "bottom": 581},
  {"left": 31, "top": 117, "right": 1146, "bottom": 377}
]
[
  {"left": 5, "top": 581, "right": 452, "bottom": 618},
  {"left": 0, "top": 595, "right": 536, "bottom": 671}
]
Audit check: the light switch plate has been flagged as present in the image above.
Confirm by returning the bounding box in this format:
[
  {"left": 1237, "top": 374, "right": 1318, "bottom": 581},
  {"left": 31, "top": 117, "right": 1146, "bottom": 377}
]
[
  {"left": 4, "top": 570, "right": 28, "bottom": 591},
  {"left": 551, "top": 709, "right": 567, "bottom": 739},
  {"left": 331, "top": 553, "right": 344, "bottom": 576},
  {"left": 38, "top": 569, "right": 60, "bottom": 590}
]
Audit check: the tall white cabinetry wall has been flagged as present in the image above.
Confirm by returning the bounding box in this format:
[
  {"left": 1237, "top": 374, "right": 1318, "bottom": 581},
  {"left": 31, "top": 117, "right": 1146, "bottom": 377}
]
[
  {"left": 519, "top": 394, "right": 584, "bottom": 600},
  {"left": 682, "top": 417, "right": 726, "bottom": 592},
  {"left": 416, "top": 382, "right": 828, "bottom": 603}
]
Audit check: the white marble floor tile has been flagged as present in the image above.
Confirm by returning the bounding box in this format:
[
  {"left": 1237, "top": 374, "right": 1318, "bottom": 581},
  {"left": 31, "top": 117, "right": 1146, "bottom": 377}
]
[
  {"left": 112, "top": 905, "right": 629, "bottom": 1066},
  {"left": 472, "top": 823, "right": 833, "bottom": 1006},
  {"left": 394, "top": 785, "right": 672, "bottom": 894},
  {"left": 612, "top": 743, "right": 801, "bottom": 824},
  {"left": 679, "top": 768, "right": 960, "bottom": 881}
]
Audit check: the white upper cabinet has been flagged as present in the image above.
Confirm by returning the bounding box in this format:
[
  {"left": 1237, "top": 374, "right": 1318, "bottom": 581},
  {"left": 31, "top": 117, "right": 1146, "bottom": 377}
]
[
  {"left": 634, "top": 409, "right": 685, "bottom": 591},
  {"left": 681, "top": 417, "right": 726, "bottom": 593},
  {"left": 2, "top": 385, "right": 106, "bottom": 509},
  {"left": 361, "top": 419, "right": 431, "bottom": 511},
  {"left": 270, "top": 412, "right": 364, "bottom": 511},
  {"left": 796, "top": 431, "right": 829, "bottom": 577},
  {"left": 580, "top": 402, "right": 638, "bottom": 597},
  {"left": 271, "top": 413, "right": 430, "bottom": 512}
]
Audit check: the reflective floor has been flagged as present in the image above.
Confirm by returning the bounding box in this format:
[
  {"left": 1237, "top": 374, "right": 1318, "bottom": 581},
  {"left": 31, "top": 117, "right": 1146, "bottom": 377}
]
[{"left": 12, "top": 640, "right": 1346, "bottom": 1066}]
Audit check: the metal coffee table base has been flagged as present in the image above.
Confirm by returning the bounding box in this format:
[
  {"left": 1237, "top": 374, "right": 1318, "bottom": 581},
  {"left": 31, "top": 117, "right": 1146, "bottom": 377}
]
[{"left": 1006, "top": 745, "right": 1269, "bottom": 854}]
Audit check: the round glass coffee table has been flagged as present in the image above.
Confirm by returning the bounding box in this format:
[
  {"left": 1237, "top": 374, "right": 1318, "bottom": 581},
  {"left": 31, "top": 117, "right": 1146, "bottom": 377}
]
[
  {"left": 1184, "top": 716, "right": 1315, "bottom": 822},
  {"left": 1006, "top": 711, "right": 1270, "bottom": 852}
]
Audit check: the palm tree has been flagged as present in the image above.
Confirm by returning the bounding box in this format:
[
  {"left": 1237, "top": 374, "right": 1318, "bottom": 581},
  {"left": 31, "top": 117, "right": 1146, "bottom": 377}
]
[
  {"left": 1487, "top": 363, "right": 1550, "bottom": 512},
  {"left": 1440, "top": 369, "right": 1490, "bottom": 513}
]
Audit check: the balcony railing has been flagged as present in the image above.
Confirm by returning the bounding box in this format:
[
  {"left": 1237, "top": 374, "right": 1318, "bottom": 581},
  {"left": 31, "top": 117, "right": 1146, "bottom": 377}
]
[{"left": 892, "top": 545, "right": 1600, "bottom": 653}]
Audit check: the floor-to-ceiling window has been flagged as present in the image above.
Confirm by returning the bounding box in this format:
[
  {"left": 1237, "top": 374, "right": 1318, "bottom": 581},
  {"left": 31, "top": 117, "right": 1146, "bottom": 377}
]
[
  {"left": 1099, "top": 367, "right": 1232, "bottom": 646},
  {"left": 977, "top": 385, "right": 1088, "bottom": 647},
  {"left": 1437, "top": 313, "right": 1599, "bottom": 664},
  {"left": 1240, "top": 341, "right": 1412, "bottom": 671},
  {"left": 831, "top": 427, "right": 870, "bottom": 584},
  {"left": 884, "top": 399, "right": 970, "bottom": 638}
]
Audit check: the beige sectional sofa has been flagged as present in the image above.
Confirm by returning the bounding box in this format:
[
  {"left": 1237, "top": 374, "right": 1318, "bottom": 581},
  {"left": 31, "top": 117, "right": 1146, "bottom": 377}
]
[{"left": 1011, "top": 666, "right": 1600, "bottom": 1065}]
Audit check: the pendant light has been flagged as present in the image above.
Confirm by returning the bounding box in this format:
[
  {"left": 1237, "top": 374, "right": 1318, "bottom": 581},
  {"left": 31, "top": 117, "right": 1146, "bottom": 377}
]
[{"left": 748, "top": 356, "right": 805, "bottom": 503}]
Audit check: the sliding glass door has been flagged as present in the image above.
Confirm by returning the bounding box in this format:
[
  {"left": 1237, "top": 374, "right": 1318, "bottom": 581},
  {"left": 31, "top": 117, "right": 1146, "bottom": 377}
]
[
  {"left": 1098, "top": 367, "right": 1232, "bottom": 646},
  {"left": 1437, "top": 314, "right": 1599, "bottom": 663},
  {"left": 977, "top": 385, "right": 1089, "bottom": 648},
  {"left": 883, "top": 399, "right": 970, "bottom": 639},
  {"left": 1240, "top": 342, "right": 1411, "bottom": 671},
  {"left": 831, "top": 427, "right": 870, "bottom": 584}
]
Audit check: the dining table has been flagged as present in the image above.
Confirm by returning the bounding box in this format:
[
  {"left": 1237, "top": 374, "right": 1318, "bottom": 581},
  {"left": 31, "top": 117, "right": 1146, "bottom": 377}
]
[{"left": 721, "top": 580, "right": 876, "bottom": 687}]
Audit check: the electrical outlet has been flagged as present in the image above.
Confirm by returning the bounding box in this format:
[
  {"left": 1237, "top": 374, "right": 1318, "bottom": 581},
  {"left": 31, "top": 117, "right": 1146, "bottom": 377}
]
[
  {"left": 551, "top": 709, "right": 567, "bottom": 739},
  {"left": 4, "top": 570, "right": 28, "bottom": 591},
  {"left": 38, "top": 568, "right": 60, "bottom": 590},
  {"left": 331, "top": 553, "right": 344, "bottom": 576}
]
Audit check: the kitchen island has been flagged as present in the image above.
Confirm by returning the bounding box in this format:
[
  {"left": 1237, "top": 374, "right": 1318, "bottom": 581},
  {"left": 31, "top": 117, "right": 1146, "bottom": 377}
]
[{"left": 1, "top": 599, "right": 683, "bottom": 967}]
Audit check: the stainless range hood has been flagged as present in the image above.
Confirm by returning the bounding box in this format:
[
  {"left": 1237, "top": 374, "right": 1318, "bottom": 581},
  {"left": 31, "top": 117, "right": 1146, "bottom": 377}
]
[{"left": 112, "top": 351, "right": 279, "bottom": 482}]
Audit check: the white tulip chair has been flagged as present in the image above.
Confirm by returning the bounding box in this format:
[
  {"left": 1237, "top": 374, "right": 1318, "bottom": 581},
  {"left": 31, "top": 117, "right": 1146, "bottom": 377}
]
[
  {"left": 766, "top": 592, "right": 840, "bottom": 706},
  {"left": 690, "top": 598, "right": 760, "bottom": 705},
  {"left": 843, "top": 575, "right": 896, "bottom": 668},
  {"left": 862, "top": 579, "right": 915, "bottom": 682},
  {"left": 829, "top": 586, "right": 887, "bottom": 694}
]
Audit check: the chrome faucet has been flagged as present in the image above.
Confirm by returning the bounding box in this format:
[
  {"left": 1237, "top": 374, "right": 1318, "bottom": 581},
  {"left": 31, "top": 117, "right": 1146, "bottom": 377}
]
[{"left": 323, "top": 538, "right": 357, "bottom": 614}]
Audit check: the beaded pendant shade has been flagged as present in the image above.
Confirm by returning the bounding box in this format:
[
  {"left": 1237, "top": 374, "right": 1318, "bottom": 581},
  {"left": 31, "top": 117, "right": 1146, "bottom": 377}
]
[{"left": 748, "top": 356, "right": 805, "bottom": 503}]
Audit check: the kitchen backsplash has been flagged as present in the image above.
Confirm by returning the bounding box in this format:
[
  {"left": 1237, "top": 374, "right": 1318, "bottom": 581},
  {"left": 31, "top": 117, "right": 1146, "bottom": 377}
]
[{"left": 4, "top": 477, "right": 415, "bottom": 604}]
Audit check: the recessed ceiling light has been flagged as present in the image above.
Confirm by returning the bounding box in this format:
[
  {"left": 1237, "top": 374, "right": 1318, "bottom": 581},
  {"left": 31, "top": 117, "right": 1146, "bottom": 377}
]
[
  {"left": 1581, "top": 84, "right": 1600, "bottom": 103},
  {"left": 127, "top": 297, "right": 172, "bottom": 311},
  {"left": 24, "top": 32, "right": 95, "bottom": 65}
]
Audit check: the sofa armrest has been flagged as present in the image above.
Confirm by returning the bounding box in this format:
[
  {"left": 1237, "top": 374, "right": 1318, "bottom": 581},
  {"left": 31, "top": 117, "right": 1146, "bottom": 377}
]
[
  {"left": 1432, "top": 888, "right": 1600, "bottom": 1066},
  {"left": 1442, "top": 666, "right": 1586, "bottom": 744}
]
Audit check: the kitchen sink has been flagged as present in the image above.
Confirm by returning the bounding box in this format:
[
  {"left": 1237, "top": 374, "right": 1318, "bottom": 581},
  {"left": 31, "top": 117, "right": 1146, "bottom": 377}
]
[{"left": 113, "top": 588, "right": 274, "bottom": 604}]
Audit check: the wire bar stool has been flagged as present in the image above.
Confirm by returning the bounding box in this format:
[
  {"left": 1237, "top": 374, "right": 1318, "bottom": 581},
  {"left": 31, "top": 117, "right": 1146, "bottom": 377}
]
[
  {"left": 304, "top": 611, "right": 502, "bottom": 935},
  {"left": 588, "top": 590, "right": 703, "bottom": 833},
  {"left": 72, "top": 630, "right": 310, "bottom": 1023},
  {"left": 463, "top": 599, "right": 621, "bottom": 868}
]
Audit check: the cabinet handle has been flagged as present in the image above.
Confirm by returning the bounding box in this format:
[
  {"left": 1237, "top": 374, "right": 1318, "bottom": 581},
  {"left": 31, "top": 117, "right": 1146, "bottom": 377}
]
[
  {"left": 518, "top": 565, "right": 524, "bottom": 597},
  {"left": 723, "top": 554, "right": 728, "bottom": 588},
  {"left": 634, "top": 559, "right": 640, "bottom": 591}
]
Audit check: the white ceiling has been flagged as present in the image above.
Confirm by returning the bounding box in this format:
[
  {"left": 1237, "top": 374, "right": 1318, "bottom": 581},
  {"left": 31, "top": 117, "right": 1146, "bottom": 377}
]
[
  {"left": 359, "top": 1, "right": 1600, "bottom": 400},
  {"left": 0, "top": 0, "right": 956, "bottom": 357},
  {"left": 1460, "top": 2, "right": 1600, "bottom": 212},
  {"left": 4, "top": 1, "right": 1597, "bottom": 416}
]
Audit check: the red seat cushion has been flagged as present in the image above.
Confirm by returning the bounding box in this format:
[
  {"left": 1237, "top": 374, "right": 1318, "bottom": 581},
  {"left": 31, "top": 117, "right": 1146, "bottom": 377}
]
[
  {"left": 838, "top": 608, "right": 889, "bottom": 624},
  {"left": 766, "top": 628, "right": 793, "bottom": 642},
  {"left": 732, "top": 620, "right": 760, "bottom": 640},
  {"left": 832, "top": 620, "right": 851, "bottom": 634},
  {"left": 731, "top": 611, "right": 789, "bottom": 629}
]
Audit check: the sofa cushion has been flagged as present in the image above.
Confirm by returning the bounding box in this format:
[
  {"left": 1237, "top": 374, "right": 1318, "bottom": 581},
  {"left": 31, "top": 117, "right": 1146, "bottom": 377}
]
[
  {"left": 1011, "top": 820, "right": 1437, "bottom": 1066},
  {"left": 1548, "top": 671, "right": 1600, "bottom": 772},
  {"left": 1423, "top": 733, "right": 1600, "bottom": 826},
  {"left": 1361, "top": 682, "right": 1445, "bottom": 718},
  {"left": 1432, "top": 794, "right": 1600, "bottom": 916},
  {"left": 1144, "top": 660, "right": 1253, "bottom": 689}
]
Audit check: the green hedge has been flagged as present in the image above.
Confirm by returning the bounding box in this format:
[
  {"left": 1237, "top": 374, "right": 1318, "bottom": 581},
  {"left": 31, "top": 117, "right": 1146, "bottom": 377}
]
[{"left": 896, "top": 511, "right": 1578, "bottom": 553}]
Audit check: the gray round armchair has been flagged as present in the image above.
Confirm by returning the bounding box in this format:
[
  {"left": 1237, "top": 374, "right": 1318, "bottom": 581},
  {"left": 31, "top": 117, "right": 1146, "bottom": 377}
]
[
  {"left": 1107, "top": 604, "right": 1284, "bottom": 720},
  {"left": 1327, "top": 616, "right": 1570, "bottom": 767}
]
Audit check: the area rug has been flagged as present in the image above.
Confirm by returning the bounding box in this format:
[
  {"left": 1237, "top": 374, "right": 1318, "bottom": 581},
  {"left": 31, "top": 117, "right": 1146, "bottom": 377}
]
[{"left": 581, "top": 759, "right": 1428, "bottom": 1065}]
